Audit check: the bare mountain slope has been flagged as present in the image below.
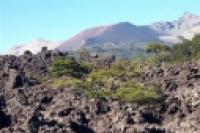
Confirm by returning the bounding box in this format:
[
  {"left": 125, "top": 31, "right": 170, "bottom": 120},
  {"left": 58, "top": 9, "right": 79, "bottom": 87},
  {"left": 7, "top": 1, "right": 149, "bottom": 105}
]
[
  {"left": 58, "top": 22, "right": 159, "bottom": 51},
  {"left": 8, "top": 12, "right": 200, "bottom": 56}
]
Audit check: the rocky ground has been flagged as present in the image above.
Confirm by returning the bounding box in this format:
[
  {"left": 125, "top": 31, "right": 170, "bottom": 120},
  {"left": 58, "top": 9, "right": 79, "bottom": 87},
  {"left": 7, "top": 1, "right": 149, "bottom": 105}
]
[{"left": 0, "top": 48, "right": 200, "bottom": 133}]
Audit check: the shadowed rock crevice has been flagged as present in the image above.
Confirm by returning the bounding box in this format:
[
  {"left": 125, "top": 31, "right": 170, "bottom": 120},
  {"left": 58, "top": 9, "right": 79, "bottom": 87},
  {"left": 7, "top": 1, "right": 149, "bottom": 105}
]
[
  {"left": 70, "top": 122, "right": 95, "bottom": 133},
  {"left": 0, "top": 96, "right": 11, "bottom": 129},
  {"left": 0, "top": 111, "right": 11, "bottom": 129}
]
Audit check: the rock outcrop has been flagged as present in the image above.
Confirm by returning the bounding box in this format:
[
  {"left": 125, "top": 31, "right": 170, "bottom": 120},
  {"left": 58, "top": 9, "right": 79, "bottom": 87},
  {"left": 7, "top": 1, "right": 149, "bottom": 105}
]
[{"left": 0, "top": 48, "right": 200, "bottom": 133}]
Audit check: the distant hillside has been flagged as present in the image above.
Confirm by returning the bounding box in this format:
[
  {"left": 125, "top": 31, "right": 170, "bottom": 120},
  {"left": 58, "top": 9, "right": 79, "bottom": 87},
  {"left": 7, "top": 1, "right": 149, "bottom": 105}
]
[
  {"left": 8, "top": 38, "right": 62, "bottom": 56},
  {"left": 150, "top": 12, "right": 200, "bottom": 43},
  {"left": 58, "top": 22, "right": 160, "bottom": 52},
  {"left": 8, "top": 12, "right": 200, "bottom": 57}
]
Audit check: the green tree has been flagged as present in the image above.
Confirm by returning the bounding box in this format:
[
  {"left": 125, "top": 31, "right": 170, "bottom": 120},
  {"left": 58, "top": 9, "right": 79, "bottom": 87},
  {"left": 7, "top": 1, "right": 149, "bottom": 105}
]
[
  {"left": 145, "top": 43, "right": 171, "bottom": 54},
  {"left": 170, "top": 40, "right": 192, "bottom": 62},
  {"left": 145, "top": 43, "right": 171, "bottom": 64},
  {"left": 191, "top": 35, "right": 200, "bottom": 59}
]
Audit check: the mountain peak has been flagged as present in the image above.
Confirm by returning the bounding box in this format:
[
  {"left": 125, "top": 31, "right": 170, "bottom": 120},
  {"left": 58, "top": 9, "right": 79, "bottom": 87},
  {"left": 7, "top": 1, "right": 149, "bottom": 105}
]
[
  {"left": 36, "top": 38, "right": 49, "bottom": 43},
  {"left": 113, "top": 22, "right": 135, "bottom": 28},
  {"left": 180, "top": 12, "right": 200, "bottom": 20},
  {"left": 116, "top": 22, "right": 133, "bottom": 25}
]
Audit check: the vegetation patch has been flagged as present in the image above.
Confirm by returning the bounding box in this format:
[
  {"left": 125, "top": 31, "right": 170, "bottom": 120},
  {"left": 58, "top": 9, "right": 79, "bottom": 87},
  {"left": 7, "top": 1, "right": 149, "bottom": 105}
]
[
  {"left": 52, "top": 78, "right": 82, "bottom": 89},
  {"left": 50, "top": 44, "right": 175, "bottom": 104},
  {"left": 50, "top": 57, "right": 90, "bottom": 78},
  {"left": 145, "top": 35, "right": 200, "bottom": 63},
  {"left": 115, "top": 86, "right": 159, "bottom": 104}
]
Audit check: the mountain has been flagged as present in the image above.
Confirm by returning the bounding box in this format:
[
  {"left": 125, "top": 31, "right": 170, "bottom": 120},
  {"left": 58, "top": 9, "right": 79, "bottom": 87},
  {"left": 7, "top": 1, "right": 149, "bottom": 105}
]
[
  {"left": 8, "top": 12, "right": 200, "bottom": 56},
  {"left": 57, "top": 25, "right": 110, "bottom": 51},
  {"left": 58, "top": 22, "right": 160, "bottom": 51},
  {"left": 58, "top": 12, "right": 200, "bottom": 52},
  {"left": 8, "top": 38, "right": 62, "bottom": 56},
  {"left": 150, "top": 12, "right": 200, "bottom": 43}
]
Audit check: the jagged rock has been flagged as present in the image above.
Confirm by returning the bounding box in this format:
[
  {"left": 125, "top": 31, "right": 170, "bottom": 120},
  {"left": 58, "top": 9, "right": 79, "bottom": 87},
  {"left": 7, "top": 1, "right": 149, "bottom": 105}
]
[
  {"left": 70, "top": 121, "right": 94, "bottom": 133},
  {"left": 95, "top": 99, "right": 110, "bottom": 114},
  {"left": 7, "top": 69, "right": 25, "bottom": 89},
  {"left": 165, "top": 80, "right": 178, "bottom": 92},
  {"left": 0, "top": 49, "right": 200, "bottom": 132},
  {"left": 0, "top": 96, "right": 11, "bottom": 129},
  {"left": 41, "top": 47, "right": 48, "bottom": 52},
  {"left": 16, "top": 89, "right": 28, "bottom": 106},
  {"left": 139, "top": 108, "right": 162, "bottom": 124},
  {"left": 27, "top": 113, "right": 44, "bottom": 133},
  {"left": 58, "top": 108, "right": 74, "bottom": 117},
  {"left": 168, "top": 67, "right": 180, "bottom": 76},
  {"left": 156, "top": 68, "right": 165, "bottom": 77},
  {"left": 167, "top": 103, "right": 179, "bottom": 114},
  {"left": 145, "top": 126, "right": 165, "bottom": 133},
  {"left": 41, "top": 95, "right": 53, "bottom": 104},
  {"left": 24, "top": 50, "right": 33, "bottom": 62},
  {"left": 125, "top": 112, "right": 135, "bottom": 124},
  {"left": 0, "top": 110, "right": 11, "bottom": 129},
  {"left": 187, "top": 74, "right": 200, "bottom": 80}
]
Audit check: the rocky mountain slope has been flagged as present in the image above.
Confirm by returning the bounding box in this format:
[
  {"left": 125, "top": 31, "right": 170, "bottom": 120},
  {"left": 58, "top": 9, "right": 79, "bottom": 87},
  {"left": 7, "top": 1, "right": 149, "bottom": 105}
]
[
  {"left": 58, "top": 12, "right": 200, "bottom": 52},
  {"left": 0, "top": 47, "right": 200, "bottom": 133},
  {"left": 8, "top": 12, "right": 200, "bottom": 56},
  {"left": 58, "top": 22, "right": 160, "bottom": 51},
  {"left": 151, "top": 12, "right": 200, "bottom": 43}
]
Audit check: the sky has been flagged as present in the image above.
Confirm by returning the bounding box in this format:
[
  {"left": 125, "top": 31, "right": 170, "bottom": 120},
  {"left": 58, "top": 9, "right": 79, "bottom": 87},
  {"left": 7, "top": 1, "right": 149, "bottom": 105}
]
[{"left": 0, "top": 0, "right": 200, "bottom": 53}]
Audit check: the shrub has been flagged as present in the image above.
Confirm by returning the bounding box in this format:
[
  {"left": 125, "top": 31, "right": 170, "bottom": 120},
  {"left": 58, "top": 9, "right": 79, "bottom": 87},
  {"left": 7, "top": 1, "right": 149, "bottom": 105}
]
[
  {"left": 76, "top": 48, "right": 91, "bottom": 59},
  {"left": 152, "top": 35, "right": 200, "bottom": 63},
  {"left": 50, "top": 57, "right": 90, "bottom": 78},
  {"left": 84, "top": 88, "right": 111, "bottom": 99},
  {"left": 170, "top": 41, "right": 192, "bottom": 63},
  {"left": 126, "top": 58, "right": 146, "bottom": 76},
  {"left": 145, "top": 43, "right": 171, "bottom": 54},
  {"left": 87, "top": 67, "right": 122, "bottom": 82},
  {"left": 191, "top": 35, "right": 200, "bottom": 59},
  {"left": 114, "top": 82, "right": 159, "bottom": 104},
  {"left": 50, "top": 55, "right": 163, "bottom": 104},
  {"left": 52, "top": 78, "right": 82, "bottom": 89}
]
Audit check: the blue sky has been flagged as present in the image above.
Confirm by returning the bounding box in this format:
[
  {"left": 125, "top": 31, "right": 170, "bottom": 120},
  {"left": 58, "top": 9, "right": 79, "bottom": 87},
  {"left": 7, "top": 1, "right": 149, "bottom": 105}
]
[{"left": 0, "top": 0, "right": 200, "bottom": 53}]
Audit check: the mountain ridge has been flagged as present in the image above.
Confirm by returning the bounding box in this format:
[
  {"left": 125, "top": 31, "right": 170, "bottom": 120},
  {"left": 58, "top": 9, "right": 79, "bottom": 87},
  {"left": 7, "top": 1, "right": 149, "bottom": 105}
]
[{"left": 8, "top": 12, "right": 200, "bottom": 56}]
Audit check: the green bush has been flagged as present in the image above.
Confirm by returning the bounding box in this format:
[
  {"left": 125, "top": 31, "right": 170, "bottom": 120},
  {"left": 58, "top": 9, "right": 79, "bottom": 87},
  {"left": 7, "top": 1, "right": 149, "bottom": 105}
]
[
  {"left": 147, "top": 35, "right": 200, "bottom": 63},
  {"left": 87, "top": 62, "right": 125, "bottom": 82},
  {"left": 50, "top": 54, "right": 163, "bottom": 104},
  {"left": 191, "top": 35, "right": 200, "bottom": 59},
  {"left": 84, "top": 88, "right": 111, "bottom": 99},
  {"left": 145, "top": 43, "right": 171, "bottom": 54},
  {"left": 170, "top": 41, "right": 192, "bottom": 63},
  {"left": 76, "top": 48, "right": 91, "bottom": 59},
  {"left": 126, "top": 58, "right": 147, "bottom": 76},
  {"left": 52, "top": 78, "right": 82, "bottom": 89},
  {"left": 50, "top": 57, "right": 90, "bottom": 78},
  {"left": 114, "top": 82, "right": 159, "bottom": 104}
]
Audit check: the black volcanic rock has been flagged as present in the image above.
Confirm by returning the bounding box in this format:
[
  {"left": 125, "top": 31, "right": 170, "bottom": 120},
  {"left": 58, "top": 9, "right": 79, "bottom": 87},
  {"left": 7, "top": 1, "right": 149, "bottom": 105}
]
[{"left": 0, "top": 48, "right": 200, "bottom": 132}]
